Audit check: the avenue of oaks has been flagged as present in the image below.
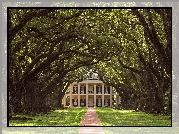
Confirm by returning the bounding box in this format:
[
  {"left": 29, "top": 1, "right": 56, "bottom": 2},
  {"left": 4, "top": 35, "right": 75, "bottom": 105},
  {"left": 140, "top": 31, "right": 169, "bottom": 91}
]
[{"left": 9, "top": 8, "right": 171, "bottom": 117}]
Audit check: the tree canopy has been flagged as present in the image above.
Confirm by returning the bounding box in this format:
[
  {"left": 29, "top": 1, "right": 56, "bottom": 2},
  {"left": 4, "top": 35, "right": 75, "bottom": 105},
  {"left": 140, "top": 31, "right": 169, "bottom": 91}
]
[{"left": 9, "top": 8, "right": 171, "bottom": 116}]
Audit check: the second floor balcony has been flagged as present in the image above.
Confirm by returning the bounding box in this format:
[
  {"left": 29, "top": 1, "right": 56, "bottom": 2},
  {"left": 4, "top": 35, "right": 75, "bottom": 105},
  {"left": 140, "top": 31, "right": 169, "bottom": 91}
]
[
  {"left": 72, "top": 85, "right": 112, "bottom": 95},
  {"left": 88, "top": 90, "right": 94, "bottom": 94}
]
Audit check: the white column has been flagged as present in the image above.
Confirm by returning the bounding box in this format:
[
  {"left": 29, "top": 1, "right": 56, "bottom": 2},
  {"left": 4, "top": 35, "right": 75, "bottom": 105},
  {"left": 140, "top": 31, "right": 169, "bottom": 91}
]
[
  {"left": 62, "top": 98, "right": 64, "bottom": 105},
  {"left": 86, "top": 83, "right": 88, "bottom": 107},
  {"left": 94, "top": 84, "right": 96, "bottom": 107},
  {"left": 63, "top": 95, "right": 65, "bottom": 107},
  {"left": 70, "top": 84, "right": 72, "bottom": 107},
  {"left": 102, "top": 84, "right": 104, "bottom": 107},
  {"left": 110, "top": 86, "right": 112, "bottom": 107},
  {"left": 62, "top": 95, "right": 65, "bottom": 106},
  {"left": 78, "top": 83, "right": 80, "bottom": 107}
]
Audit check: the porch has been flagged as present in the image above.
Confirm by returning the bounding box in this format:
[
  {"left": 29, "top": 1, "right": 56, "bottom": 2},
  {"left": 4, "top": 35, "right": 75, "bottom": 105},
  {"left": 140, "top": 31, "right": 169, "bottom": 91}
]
[{"left": 62, "top": 94, "right": 113, "bottom": 107}]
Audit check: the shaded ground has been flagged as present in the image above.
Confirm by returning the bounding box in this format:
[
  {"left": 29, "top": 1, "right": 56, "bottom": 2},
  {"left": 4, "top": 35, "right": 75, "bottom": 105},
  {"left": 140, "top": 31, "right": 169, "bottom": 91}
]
[
  {"left": 95, "top": 107, "right": 171, "bottom": 126},
  {"left": 9, "top": 107, "right": 171, "bottom": 127},
  {"left": 9, "top": 108, "right": 87, "bottom": 126}
]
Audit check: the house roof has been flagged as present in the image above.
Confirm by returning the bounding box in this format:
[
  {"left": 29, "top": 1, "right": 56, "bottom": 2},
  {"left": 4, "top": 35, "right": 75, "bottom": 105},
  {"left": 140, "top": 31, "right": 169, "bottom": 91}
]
[{"left": 72, "top": 79, "right": 104, "bottom": 84}]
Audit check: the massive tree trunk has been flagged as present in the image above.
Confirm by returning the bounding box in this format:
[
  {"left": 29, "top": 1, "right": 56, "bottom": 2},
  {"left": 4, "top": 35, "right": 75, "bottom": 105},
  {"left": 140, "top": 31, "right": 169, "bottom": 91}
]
[{"left": 10, "top": 82, "right": 23, "bottom": 114}]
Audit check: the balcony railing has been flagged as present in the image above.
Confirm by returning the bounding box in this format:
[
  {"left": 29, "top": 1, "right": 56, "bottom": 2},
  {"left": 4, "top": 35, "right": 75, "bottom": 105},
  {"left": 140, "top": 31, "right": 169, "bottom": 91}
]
[
  {"left": 97, "top": 103, "right": 101, "bottom": 106},
  {"left": 105, "top": 91, "right": 108, "bottom": 94},
  {"left": 73, "top": 91, "right": 78, "bottom": 94},
  {"left": 72, "top": 90, "right": 113, "bottom": 94},
  {"left": 105, "top": 102, "right": 108, "bottom": 106},
  {"left": 97, "top": 91, "right": 101, "bottom": 94},
  {"left": 88, "top": 91, "right": 94, "bottom": 94},
  {"left": 74, "top": 102, "right": 77, "bottom": 106}
]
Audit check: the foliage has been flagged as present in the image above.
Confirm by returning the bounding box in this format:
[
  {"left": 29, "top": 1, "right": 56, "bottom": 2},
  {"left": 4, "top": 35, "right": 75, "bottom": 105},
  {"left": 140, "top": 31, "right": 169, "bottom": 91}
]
[
  {"left": 9, "top": 9, "right": 111, "bottom": 114},
  {"left": 8, "top": 8, "right": 171, "bottom": 116},
  {"left": 95, "top": 8, "right": 171, "bottom": 115}
]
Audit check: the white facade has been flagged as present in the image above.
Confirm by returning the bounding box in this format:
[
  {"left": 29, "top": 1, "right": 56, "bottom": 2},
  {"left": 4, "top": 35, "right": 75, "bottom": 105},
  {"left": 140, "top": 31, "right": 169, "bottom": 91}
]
[{"left": 63, "top": 79, "right": 117, "bottom": 108}]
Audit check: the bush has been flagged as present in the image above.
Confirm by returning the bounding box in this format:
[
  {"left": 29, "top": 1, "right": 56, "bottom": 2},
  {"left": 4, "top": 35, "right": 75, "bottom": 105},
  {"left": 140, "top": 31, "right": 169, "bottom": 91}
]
[
  {"left": 117, "top": 103, "right": 123, "bottom": 110},
  {"left": 112, "top": 103, "right": 119, "bottom": 110}
]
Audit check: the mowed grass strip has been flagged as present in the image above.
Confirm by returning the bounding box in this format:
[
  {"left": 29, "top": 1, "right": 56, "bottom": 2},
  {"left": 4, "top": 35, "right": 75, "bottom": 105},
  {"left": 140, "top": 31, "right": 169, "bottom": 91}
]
[
  {"left": 9, "top": 108, "right": 87, "bottom": 126},
  {"left": 95, "top": 107, "right": 171, "bottom": 126}
]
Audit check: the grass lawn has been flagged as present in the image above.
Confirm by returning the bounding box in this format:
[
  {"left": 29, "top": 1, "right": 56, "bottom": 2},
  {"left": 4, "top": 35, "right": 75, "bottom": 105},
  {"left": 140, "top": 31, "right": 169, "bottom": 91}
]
[
  {"left": 9, "top": 107, "right": 87, "bottom": 126},
  {"left": 95, "top": 107, "right": 171, "bottom": 126}
]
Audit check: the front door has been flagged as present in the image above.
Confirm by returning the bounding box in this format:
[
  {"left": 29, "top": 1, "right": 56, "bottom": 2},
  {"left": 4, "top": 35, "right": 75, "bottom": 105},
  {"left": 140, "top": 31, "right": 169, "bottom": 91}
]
[{"left": 88, "top": 98, "right": 94, "bottom": 106}]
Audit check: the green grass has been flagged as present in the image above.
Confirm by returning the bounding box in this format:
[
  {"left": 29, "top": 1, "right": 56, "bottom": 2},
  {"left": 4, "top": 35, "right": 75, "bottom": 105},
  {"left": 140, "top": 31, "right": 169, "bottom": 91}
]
[
  {"left": 95, "top": 107, "right": 171, "bottom": 126},
  {"left": 9, "top": 107, "right": 87, "bottom": 126}
]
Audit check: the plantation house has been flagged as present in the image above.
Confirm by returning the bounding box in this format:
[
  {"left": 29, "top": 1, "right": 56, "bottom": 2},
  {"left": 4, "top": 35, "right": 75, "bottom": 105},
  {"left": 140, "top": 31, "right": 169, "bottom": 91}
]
[{"left": 63, "top": 73, "right": 121, "bottom": 108}]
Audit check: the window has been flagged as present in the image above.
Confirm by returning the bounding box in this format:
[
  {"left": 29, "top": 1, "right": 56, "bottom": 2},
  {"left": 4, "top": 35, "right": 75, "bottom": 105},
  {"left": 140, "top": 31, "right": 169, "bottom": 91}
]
[
  {"left": 105, "top": 86, "right": 108, "bottom": 94},
  {"left": 81, "top": 87, "right": 84, "bottom": 94},
  {"left": 98, "top": 98, "right": 101, "bottom": 106},
  {"left": 98, "top": 86, "right": 101, "bottom": 94},
  {"left": 81, "top": 99, "right": 84, "bottom": 106},
  {"left": 74, "top": 86, "right": 77, "bottom": 94},
  {"left": 105, "top": 99, "right": 108, "bottom": 106}
]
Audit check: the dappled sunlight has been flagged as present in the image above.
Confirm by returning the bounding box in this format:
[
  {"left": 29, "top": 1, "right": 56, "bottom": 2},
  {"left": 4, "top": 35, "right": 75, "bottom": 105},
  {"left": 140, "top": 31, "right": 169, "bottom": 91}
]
[
  {"left": 8, "top": 8, "right": 172, "bottom": 128},
  {"left": 9, "top": 108, "right": 87, "bottom": 126},
  {"left": 118, "top": 110, "right": 134, "bottom": 113},
  {"left": 95, "top": 108, "right": 171, "bottom": 126}
]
